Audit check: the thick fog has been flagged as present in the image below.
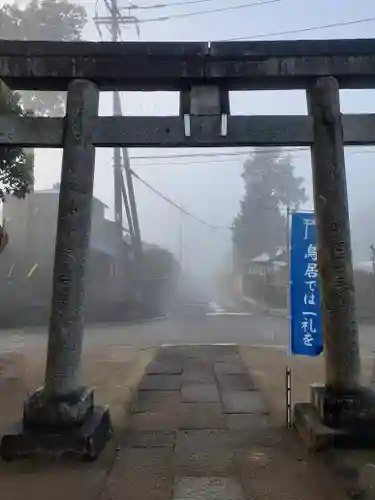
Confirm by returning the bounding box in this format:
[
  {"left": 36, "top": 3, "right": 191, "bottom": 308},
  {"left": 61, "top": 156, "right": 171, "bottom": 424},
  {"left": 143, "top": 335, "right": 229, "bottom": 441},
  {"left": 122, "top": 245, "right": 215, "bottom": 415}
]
[{"left": 6, "top": 0, "right": 375, "bottom": 300}]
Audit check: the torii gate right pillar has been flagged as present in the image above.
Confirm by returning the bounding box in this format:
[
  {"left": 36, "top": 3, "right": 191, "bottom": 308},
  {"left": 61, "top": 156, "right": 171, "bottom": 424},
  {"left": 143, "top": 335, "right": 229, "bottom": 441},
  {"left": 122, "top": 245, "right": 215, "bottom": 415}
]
[{"left": 295, "top": 76, "right": 375, "bottom": 444}]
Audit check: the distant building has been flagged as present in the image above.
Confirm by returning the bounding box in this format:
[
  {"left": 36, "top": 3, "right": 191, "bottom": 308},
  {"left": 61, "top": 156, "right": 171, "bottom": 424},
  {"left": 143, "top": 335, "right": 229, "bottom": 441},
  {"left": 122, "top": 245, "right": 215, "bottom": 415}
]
[
  {"left": 230, "top": 247, "right": 288, "bottom": 310},
  {"left": 2, "top": 187, "right": 123, "bottom": 272},
  {"left": 247, "top": 248, "right": 287, "bottom": 285},
  {"left": 0, "top": 188, "right": 133, "bottom": 323},
  {"left": 0, "top": 187, "right": 179, "bottom": 326}
]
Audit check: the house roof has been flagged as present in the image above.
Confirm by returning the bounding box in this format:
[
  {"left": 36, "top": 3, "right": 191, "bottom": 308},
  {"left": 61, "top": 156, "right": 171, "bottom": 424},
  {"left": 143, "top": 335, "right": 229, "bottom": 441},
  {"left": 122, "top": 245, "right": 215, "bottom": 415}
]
[
  {"left": 251, "top": 252, "right": 271, "bottom": 263},
  {"left": 354, "top": 261, "right": 374, "bottom": 274},
  {"left": 250, "top": 247, "right": 287, "bottom": 265},
  {"left": 34, "top": 190, "right": 109, "bottom": 208}
]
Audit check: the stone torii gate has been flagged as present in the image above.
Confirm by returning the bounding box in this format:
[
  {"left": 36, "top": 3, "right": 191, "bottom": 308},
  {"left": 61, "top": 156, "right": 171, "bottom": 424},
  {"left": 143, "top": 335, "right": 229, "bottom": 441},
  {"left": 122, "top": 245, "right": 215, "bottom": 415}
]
[{"left": 1, "top": 38, "right": 375, "bottom": 459}]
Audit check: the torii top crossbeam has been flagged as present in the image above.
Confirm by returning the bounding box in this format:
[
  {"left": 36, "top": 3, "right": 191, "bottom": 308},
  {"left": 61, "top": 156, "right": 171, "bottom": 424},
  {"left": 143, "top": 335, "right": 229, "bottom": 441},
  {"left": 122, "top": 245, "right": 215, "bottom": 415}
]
[{"left": 1, "top": 38, "right": 375, "bottom": 91}]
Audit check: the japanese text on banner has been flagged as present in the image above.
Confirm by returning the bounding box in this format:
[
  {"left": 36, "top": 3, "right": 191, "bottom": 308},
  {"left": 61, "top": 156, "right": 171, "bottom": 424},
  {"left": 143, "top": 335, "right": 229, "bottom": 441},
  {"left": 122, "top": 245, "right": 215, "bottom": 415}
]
[{"left": 290, "top": 212, "right": 323, "bottom": 356}]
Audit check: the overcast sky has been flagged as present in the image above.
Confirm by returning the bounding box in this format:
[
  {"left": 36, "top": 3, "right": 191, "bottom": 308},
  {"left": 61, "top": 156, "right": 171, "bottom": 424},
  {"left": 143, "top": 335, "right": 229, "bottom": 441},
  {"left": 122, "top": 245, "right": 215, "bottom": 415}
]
[{"left": 30, "top": 0, "right": 375, "bottom": 282}]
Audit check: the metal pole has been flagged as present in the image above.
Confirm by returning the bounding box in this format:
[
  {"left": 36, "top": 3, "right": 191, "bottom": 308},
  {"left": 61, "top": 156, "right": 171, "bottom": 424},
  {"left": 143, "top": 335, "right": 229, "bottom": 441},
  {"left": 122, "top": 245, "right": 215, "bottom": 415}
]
[
  {"left": 123, "top": 152, "right": 142, "bottom": 261},
  {"left": 179, "top": 211, "right": 184, "bottom": 266},
  {"left": 119, "top": 169, "right": 135, "bottom": 241},
  {"left": 285, "top": 207, "right": 293, "bottom": 428},
  {"left": 286, "top": 367, "right": 292, "bottom": 428},
  {"left": 286, "top": 206, "right": 291, "bottom": 328},
  {"left": 109, "top": 0, "right": 124, "bottom": 238},
  {"left": 124, "top": 156, "right": 143, "bottom": 299},
  {"left": 370, "top": 245, "right": 375, "bottom": 300},
  {"left": 307, "top": 77, "right": 360, "bottom": 392}
]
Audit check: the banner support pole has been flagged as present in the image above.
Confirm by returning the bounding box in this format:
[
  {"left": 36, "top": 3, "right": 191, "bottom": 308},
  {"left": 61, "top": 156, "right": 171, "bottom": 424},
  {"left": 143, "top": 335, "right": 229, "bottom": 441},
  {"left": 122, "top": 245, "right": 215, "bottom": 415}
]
[{"left": 286, "top": 206, "right": 292, "bottom": 428}]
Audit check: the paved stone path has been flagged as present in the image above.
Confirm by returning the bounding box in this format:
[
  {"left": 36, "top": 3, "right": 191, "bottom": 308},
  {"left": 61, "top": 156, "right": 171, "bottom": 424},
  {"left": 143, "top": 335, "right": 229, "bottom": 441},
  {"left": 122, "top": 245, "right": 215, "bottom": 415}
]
[{"left": 100, "top": 345, "right": 342, "bottom": 500}]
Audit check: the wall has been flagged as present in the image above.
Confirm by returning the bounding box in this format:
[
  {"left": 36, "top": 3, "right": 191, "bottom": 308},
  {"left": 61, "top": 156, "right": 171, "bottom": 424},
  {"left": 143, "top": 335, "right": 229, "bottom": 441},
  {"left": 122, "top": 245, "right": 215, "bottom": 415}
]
[
  {"left": 3, "top": 192, "right": 114, "bottom": 272},
  {"left": 0, "top": 192, "right": 130, "bottom": 326}
]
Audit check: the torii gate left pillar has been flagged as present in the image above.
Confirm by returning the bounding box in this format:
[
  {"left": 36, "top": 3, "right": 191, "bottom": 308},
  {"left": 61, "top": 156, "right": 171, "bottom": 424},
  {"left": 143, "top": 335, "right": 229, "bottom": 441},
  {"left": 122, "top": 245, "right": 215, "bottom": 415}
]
[{"left": 0, "top": 80, "right": 112, "bottom": 461}]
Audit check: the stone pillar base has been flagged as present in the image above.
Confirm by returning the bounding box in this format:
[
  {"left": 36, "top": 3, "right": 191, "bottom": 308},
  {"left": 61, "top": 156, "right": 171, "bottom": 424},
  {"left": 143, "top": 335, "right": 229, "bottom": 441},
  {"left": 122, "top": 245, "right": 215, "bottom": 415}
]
[
  {"left": 311, "top": 383, "right": 375, "bottom": 430},
  {"left": 0, "top": 387, "right": 112, "bottom": 461},
  {"left": 23, "top": 386, "right": 95, "bottom": 429},
  {"left": 294, "top": 384, "right": 375, "bottom": 451}
]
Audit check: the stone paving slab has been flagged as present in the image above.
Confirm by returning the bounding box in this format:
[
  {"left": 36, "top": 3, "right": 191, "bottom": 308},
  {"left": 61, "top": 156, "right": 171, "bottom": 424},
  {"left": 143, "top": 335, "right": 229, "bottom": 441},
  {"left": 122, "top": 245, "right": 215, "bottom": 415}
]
[
  {"left": 166, "top": 345, "right": 238, "bottom": 361},
  {"left": 227, "top": 414, "right": 272, "bottom": 430},
  {"left": 121, "top": 430, "right": 176, "bottom": 449},
  {"left": 176, "top": 429, "right": 241, "bottom": 450},
  {"left": 139, "top": 374, "right": 182, "bottom": 391},
  {"left": 222, "top": 391, "right": 269, "bottom": 414},
  {"left": 127, "top": 412, "right": 181, "bottom": 431},
  {"left": 174, "top": 477, "right": 245, "bottom": 500},
  {"left": 100, "top": 345, "right": 295, "bottom": 499},
  {"left": 103, "top": 448, "right": 173, "bottom": 500},
  {"left": 236, "top": 446, "right": 329, "bottom": 500},
  {"left": 214, "top": 362, "right": 246, "bottom": 375},
  {"left": 216, "top": 373, "right": 255, "bottom": 391},
  {"left": 173, "top": 447, "right": 237, "bottom": 477},
  {"left": 147, "top": 361, "right": 183, "bottom": 375},
  {"left": 181, "top": 383, "right": 220, "bottom": 403},
  {"left": 175, "top": 428, "right": 279, "bottom": 451},
  {"left": 181, "top": 370, "right": 216, "bottom": 384},
  {"left": 131, "top": 390, "right": 182, "bottom": 413},
  {"left": 182, "top": 359, "right": 215, "bottom": 373},
  {"left": 179, "top": 403, "right": 228, "bottom": 430}
]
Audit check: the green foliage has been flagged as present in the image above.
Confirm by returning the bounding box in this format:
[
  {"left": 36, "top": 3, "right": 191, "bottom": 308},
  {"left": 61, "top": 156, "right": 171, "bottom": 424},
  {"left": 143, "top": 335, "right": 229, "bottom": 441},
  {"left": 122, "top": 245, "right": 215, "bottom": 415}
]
[
  {"left": 0, "top": 83, "right": 34, "bottom": 200},
  {"left": 0, "top": 0, "right": 87, "bottom": 116},
  {"left": 232, "top": 148, "right": 307, "bottom": 265},
  {"left": 0, "top": 0, "right": 86, "bottom": 199}
]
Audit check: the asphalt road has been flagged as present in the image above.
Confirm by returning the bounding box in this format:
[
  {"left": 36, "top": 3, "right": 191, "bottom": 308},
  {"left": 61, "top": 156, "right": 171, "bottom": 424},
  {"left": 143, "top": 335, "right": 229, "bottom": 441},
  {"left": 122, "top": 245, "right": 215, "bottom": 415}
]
[{"left": 1, "top": 313, "right": 375, "bottom": 353}]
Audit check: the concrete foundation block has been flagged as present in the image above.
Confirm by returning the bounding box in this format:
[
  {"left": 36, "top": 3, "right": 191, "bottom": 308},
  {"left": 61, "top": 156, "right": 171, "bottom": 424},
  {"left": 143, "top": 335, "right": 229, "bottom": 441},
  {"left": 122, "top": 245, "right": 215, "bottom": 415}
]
[
  {"left": 0, "top": 406, "right": 112, "bottom": 461},
  {"left": 311, "top": 383, "right": 375, "bottom": 430}
]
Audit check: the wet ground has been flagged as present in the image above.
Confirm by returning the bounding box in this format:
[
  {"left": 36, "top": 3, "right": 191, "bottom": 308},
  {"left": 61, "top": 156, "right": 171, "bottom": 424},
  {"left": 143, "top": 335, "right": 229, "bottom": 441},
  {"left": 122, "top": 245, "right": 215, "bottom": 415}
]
[{"left": 1, "top": 314, "right": 375, "bottom": 353}]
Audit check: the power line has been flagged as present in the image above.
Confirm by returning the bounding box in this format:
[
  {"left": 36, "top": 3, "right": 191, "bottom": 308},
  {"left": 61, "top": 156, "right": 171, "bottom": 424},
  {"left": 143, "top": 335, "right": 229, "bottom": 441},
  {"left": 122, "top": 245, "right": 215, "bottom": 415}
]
[
  {"left": 131, "top": 156, "right": 294, "bottom": 167},
  {"left": 130, "top": 148, "right": 305, "bottom": 162},
  {"left": 131, "top": 169, "right": 295, "bottom": 230},
  {"left": 94, "top": 5, "right": 375, "bottom": 37},
  {"left": 129, "top": 147, "right": 375, "bottom": 167},
  {"left": 131, "top": 169, "right": 223, "bottom": 229},
  {"left": 81, "top": 0, "right": 375, "bottom": 42},
  {"left": 125, "top": 0, "right": 230, "bottom": 10},
  {"left": 224, "top": 16, "right": 375, "bottom": 41},
  {"left": 95, "top": 0, "right": 282, "bottom": 25}
]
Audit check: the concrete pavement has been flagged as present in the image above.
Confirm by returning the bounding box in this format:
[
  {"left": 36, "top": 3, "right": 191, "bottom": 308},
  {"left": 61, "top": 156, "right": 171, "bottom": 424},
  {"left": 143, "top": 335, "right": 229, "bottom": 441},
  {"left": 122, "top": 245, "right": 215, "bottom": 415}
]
[
  {"left": 100, "top": 344, "right": 344, "bottom": 500},
  {"left": 0, "top": 336, "right": 369, "bottom": 499},
  {"left": 1, "top": 314, "right": 375, "bottom": 353}
]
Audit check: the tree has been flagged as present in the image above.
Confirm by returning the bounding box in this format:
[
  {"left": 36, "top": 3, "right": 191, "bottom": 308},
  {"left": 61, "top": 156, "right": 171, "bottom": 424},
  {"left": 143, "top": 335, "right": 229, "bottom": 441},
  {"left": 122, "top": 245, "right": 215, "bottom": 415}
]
[
  {"left": 0, "top": 82, "right": 34, "bottom": 201},
  {"left": 232, "top": 148, "right": 307, "bottom": 266},
  {"left": 0, "top": 0, "right": 87, "bottom": 116},
  {"left": 143, "top": 245, "right": 180, "bottom": 281}
]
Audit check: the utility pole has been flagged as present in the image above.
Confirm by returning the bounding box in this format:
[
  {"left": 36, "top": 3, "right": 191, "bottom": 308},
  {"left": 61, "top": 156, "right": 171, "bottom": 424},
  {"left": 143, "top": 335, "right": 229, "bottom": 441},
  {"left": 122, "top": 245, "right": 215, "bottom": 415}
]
[
  {"left": 95, "top": 0, "right": 143, "bottom": 298},
  {"left": 113, "top": 89, "right": 123, "bottom": 235},
  {"left": 124, "top": 160, "right": 143, "bottom": 299}
]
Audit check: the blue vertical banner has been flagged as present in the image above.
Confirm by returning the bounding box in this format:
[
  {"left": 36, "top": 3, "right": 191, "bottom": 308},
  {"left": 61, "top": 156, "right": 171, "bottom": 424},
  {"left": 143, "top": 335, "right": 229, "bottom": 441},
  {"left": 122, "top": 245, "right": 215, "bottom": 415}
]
[{"left": 290, "top": 212, "right": 323, "bottom": 356}]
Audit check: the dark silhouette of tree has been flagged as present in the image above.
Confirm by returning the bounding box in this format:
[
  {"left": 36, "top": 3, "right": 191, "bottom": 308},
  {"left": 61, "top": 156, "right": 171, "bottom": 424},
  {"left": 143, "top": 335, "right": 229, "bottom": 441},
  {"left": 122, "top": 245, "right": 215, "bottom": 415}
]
[
  {"left": 143, "top": 245, "right": 180, "bottom": 280},
  {"left": 0, "top": 0, "right": 87, "bottom": 116},
  {"left": 232, "top": 148, "right": 307, "bottom": 266},
  {"left": 0, "top": 82, "right": 33, "bottom": 201}
]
